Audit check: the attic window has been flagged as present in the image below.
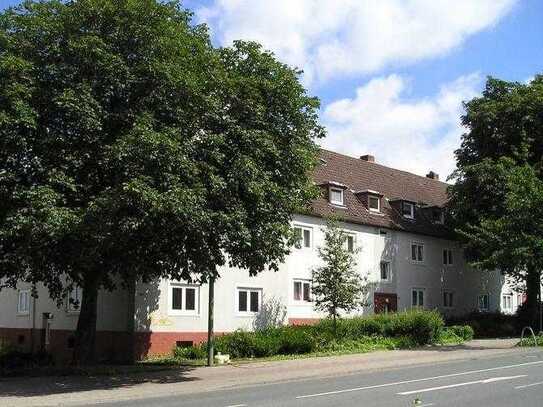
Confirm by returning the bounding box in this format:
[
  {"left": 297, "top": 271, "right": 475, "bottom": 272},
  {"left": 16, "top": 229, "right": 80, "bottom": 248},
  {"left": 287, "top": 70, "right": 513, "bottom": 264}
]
[
  {"left": 368, "top": 195, "right": 380, "bottom": 212},
  {"left": 329, "top": 187, "right": 344, "bottom": 206},
  {"left": 402, "top": 202, "right": 415, "bottom": 219}
]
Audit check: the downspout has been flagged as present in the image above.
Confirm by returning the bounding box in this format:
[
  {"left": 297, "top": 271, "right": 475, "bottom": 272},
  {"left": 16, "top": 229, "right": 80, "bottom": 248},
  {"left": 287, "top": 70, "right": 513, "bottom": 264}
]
[{"left": 31, "top": 285, "right": 36, "bottom": 353}]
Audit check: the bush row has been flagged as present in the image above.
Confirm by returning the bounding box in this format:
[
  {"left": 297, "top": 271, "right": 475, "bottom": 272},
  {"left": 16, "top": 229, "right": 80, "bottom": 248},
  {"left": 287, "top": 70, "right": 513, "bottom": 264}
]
[{"left": 446, "top": 312, "right": 518, "bottom": 338}]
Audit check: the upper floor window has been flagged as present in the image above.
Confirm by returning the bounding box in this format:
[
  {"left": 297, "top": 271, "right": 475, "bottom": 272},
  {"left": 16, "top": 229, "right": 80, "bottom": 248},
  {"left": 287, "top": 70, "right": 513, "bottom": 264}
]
[
  {"left": 169, "top": 283, "right": 199, "bottom": 315},
  {"left": 402, "top": 202, "right": 415, "bottom": 219},
  {"left": 443, "top": 249, "right": 453, "bottom": 266},
  {"left": 293, "top": 279, "right": 311, "bottom": 302},
  {"left": 478, "top": 294, "right": 489, "bottom": 312},
  {"left": 443, "top": 290, "right": 454, "bottom": 308},
  {"left": 17, "top": 290, "right": 30, "bottom": 315},
  {"left": 502, "top": 294, "right": 513, "bottom": 311},
  {"left": 344, "top": 234, "right": 355, "bottom": 253},
  {"left": 411, "top": 242, "right": 424, "bottom": 262},
  {"left": 380, "top": 261, "right": 391, "bottom": 281},
  {"left": 329, "top": 187, "right": 344, "bottom": 206},
  {"left": 368, "top": 195, "right": 380, "bottom": 212},
  {"left": 432, "top": 208, "right": 444, "bottom": 224},
  {"left": 293, "top": 226, "right": 312, "bottom": 249},
  {"left": 68, "top": 286, "right": 83, "bottom": 313},
  {"left": 237, "top": 287, "right": 262, "bottom": 314}
]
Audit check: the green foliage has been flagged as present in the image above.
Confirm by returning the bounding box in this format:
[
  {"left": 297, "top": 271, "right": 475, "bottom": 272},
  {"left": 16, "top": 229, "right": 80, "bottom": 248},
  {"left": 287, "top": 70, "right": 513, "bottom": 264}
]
[
  {"left": 312, "top": 219, "right": 368, "bottom": 328},
  {"left": 438, "top": 326, "right": 474, "bottom": 344},
  {"left": 173, "top": 344, "right": 207, "bottom": 360},
  {"left": 447, "top": 312, "right": 518, "bottom": 338},
  {"left": 518, "top": 333, "right": 543, "bottom": 347}
]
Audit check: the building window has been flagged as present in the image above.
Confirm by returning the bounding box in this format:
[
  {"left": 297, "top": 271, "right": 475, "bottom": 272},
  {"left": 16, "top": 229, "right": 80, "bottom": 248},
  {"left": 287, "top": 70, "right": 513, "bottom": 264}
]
[
  {"left": 169, "top": 284, "right": 199, "bottom": 315},
  {"left": 293, "top": 280, "right": 311, "bottom": 302},
  {"left": 380, "top": 261, "right": 391, "bottom": 281},
  {"left": 379, "top": 229, "right": 388, "bottom": 237},
  {"left": 432, "top": 208, "right": 444, "bottom": 224},
  {"left": 411, "top": 289, "right": 425, "bottom": 308},
  {"left": 502, "top": 294, "right": 513, "bottom": 311},
  {"left": 411, "top": 243, "right": 424, "bottom": 262},
  {"left": 443, "top": 291, "right": 454, "bottom": 308},
  {"left": 344, "top": 234, "right": 355, "bottom": 253},
  {"left": 443, "top": 249, "right": 453, "bottom": 266},
  {"left": 293, "top": 226, "right": 312, "bottom": 249},
  {"left": 17, "top": 290, "right": 30, "bottom": 315},
  {"left": 368, "top": 195, "right": 380, "bottom": 212},
  {"left": 478, "top": 294, "right": 489, "bottom": 312},
  {"left": 238, "top": 288, "right": 262, "bottom": 314},
  {"left": 402, "top": 202, "right": 415, "bottom": 219},
  {"left": 68, "top": 286, "right": 83, "bottom": 313},
  {"left": 329, "top": 187, "right": 344, "bottom": 206}
]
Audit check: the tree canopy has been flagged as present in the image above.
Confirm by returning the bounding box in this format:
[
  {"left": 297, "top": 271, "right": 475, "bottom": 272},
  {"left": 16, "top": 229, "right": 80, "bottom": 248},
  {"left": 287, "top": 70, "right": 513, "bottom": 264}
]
[
  {"left": 0, "top": 0, "right": 324, "bottom": 362},
  {"left": 449, "top": 75, "right": 543, "bottom": 327}
]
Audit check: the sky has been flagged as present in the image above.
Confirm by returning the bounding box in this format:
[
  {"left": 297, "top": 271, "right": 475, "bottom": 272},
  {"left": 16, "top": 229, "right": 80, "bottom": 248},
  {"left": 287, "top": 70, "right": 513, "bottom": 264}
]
[{"left": 1, "top": 0, "right": 542, "bottom": 179}]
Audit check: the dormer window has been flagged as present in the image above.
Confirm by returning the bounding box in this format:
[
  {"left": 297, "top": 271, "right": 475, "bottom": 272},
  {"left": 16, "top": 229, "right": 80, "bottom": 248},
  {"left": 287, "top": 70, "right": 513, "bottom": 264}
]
[
  {"left": 402, "top": 201, "right": 415, "bottom": 219},
  {"left": 329, "top": 187, "right": 344, "bottom": 206},
  {"left": 368, "top": 195, "right": 380, "bottom": 212}
]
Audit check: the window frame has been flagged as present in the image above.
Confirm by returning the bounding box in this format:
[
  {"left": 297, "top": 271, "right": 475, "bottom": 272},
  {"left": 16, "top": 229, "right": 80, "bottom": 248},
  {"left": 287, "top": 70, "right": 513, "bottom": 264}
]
[
  {"left": 293, "top": 225, "right": 312, "bottom": 249},
  {"left": 410, "top": 242, "right": 425, "bottom": 263},
  {"left": 293, "top": 279, "right": 312, "bottom": 304},
  {"left": 411, "top": 288, "right": 425, "bottom": 308},
  {"left": 344, "top": 233, "right": 356, "bottom": 253},
  {"left": 402, "top": 201, "right": 415, "bottom": 219},
  {"left": 502, "top": 294, "right": 513, "bottom": 312},
  {"left": 67, "top": 286, "right": 83, "bottom": 314},
  {"left": 329, "top": 187, "right": 345, "bottom": 206},
  {"left": 443, "top": 290, "right": 454, "bottom": 309},
  {"left": 380, "top": 261, "right": 391, "bottom": 282},
  {"left": 236, "top": 287, "right": 263, "bottom": 316},
  {"left": 168, "top": 282, "right": 200, "bottom": 316},
  {"left": 478, "top": 294, "right": 490, "bottom": 312},
  {"left": 17, "top": 289, "right": 30, "bottom": 315},
  {"left": 368, "top": 195, "right": 380, "bottom": 212},
  {"left": 442, "top": 248, "right": 453, "bottom": 266}
]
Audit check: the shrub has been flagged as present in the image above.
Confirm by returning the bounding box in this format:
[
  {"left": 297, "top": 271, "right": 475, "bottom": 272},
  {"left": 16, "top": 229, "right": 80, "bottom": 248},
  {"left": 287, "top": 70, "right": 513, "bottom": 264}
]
[
  {"left": 278, "top": 327, "right": 317, "bottom": 354},
  {"left": 448, "top": 325, "right": 474, "bottom": 341},
  {"left": 173, "top": 344, "right": 206, "bottom": 360},
  {"left": 447, "top": 312, "right": 518, "bottom": 338}
]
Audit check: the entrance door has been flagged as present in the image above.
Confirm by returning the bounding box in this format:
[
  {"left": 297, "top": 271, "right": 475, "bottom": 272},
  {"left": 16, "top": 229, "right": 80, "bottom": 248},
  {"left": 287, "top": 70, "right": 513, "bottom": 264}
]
[{"left": 374, "top": 293, "right": 398, "bottom": 314}]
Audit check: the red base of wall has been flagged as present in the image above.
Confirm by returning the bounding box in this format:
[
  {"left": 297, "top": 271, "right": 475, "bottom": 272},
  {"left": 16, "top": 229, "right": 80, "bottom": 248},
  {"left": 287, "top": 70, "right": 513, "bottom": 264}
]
[{"left": 288, "top": 318, "right": 320, "bottom": 326}]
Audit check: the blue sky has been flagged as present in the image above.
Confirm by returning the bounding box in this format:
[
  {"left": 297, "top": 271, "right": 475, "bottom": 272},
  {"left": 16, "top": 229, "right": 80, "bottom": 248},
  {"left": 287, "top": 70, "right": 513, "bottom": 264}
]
[{"left": 2, "top": 0, "right": 542, "bottom": 178}]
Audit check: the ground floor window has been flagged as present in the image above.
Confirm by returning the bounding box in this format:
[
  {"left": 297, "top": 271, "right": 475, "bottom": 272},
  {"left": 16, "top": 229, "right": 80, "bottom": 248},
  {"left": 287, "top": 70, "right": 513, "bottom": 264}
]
[
  {"left": 478, "top": 294, "right": 489, "bottom": 311},
  {"left": 169, "top": 283, "right": 199, "bottom": 315},
  {"left": 237, "top": 288, "right": 262, "bottom": 314},
  {"left": 68, "top": 286, "right": 83, "bottom": 313},
  {"left": 502, "top": 294, "right": 513, "bottom": 311},
  {"left": 293, "top": 279, "right": 311, "bottom": 302},
  {"left": 17, "top": 290, "right": 30, "bottom": 315},
  {"left": 443, "top": 290, "right": 454, "bottom": 308},
  {"left": 380, "top": 261, "right": 391, "bottom": 281},
  {"left": 411, "top": 288, "right": 425, "bottom": 308}
]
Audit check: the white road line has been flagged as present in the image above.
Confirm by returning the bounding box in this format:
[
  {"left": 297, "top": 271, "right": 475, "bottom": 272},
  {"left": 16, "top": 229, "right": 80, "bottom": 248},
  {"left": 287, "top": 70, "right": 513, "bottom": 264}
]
[
  {"left": 296, "top": 360, "right": 543, "bottom": 399},
  {"left": 515, "top": 381, "right": 543, "bottom": 390},
  {"left": 397, "top": 375, "right": 527, "bottom": 395},
  {"left": 418, "top": 404, "right": 435, "bottom": 407},
  {"left": 225, "top": 404, "right": 248, "bottom": 407}
]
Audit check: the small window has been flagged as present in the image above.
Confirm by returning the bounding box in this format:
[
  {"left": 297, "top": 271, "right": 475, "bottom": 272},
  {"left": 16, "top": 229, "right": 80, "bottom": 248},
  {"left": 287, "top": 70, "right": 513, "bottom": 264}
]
[
  {"left": 478, "top": 294, "right": 489, "bottom": 312},
  {"left": 344, "top": 234, "right": 355, "bottom": 253},
  {"left": 379, "top": 229, "right": 388, "bottom": 237},
  {"left": 293, "top": 279, "right": 312, "bottom": 302},
  {"left": 411, "top": 289, "right": 424, "bottom": 308},
  {"left": 68, "top": 286, "right": 83, "bottom": 313},
  {"left": 380, "top": 261, "right": 391, "bottom": 281},
  {"left": 17, "top": 290, "right": 30, "bottom": 315},
  {"left": 411, "top": 243, "right": 424, "bottom": 262},
  {"left": 443, "top": 291, "right": 454, "bottom": 308},
  {"left": 502, "top": 294, "right": 513, "bottom": 311},
  {"left": 433, "top": 208, "right": 444, "bottom": 224},
  {"left": 293, "top": 226, "right": 312, "bottom": 249},
  {"left": 169, "top": 284, "right": 199, "bottom": 315},
  {"left": 329, "top": 187, "right": 344, "bottom": 206},
  {"left": 368, "top": 195, "right": 380, "bottom": 212},
  {"left": 402, "top": 202, "right": 415, "bottom": 219},
  {"left": 443, "top": 249, "right": 453, "bottom": 266},
  {"left": 237, "top": 288, "right": 262, "bottom": 314}
]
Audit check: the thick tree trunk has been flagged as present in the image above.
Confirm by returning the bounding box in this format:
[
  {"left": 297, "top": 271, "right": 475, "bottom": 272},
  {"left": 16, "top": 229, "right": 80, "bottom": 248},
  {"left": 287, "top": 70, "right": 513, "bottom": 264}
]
[
  {"left": 207, "top": 276, "right": 215, "bottom": 367},
  {"left": 125, "top": 277, "right": 136, "bottom": 364},
  {"left": 525, "top": 268, "right": 541, "bottom": 331},
  {"left": 73, "top": 275, "right": 99, "bottom": 365}
]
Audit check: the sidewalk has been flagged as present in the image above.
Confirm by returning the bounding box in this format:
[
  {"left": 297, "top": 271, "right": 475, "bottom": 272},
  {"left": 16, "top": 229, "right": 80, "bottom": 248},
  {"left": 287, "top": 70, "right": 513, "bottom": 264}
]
[{"left": 0, "top": 339, "right": 528, "bottom": 406}]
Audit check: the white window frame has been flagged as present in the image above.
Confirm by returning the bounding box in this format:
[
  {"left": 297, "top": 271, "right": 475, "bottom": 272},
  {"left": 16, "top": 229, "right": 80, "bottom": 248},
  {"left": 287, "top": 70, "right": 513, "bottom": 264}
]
[
  {"left": 17, "top": 289, "right": 30, "bottom": 315},
  {"left": 411, "top": 288, "right": 425, "bottom": 308},
  {"left": 502, "top": 294, "right": 513, "bottom": 312},
  {"left": 236, "top": 287, "right": 262, "bottom": 316},
  {"left": 168, "top": 282, "right": 200, "bottom": 316},
  {"left": 293, "top": 279, "right": 312, "bottom": 303},
  {"left": 402, "top": 201, "right": 415, "bottom": 219},
  {"left": 443, "top": 290, "right": 454, "bottom": 309},
  {"left": 344, "top": 233, "right": 356, "bottom": 253},
  {"left": 380, "top": 261, "right": 391, "bottom": 282},
  {"left": 67, "top": 286, "right": 83, "bottom": 313},
  {"left": 478, "top": 294, "right": 490, "bottom": 312},
  {"left": 411, "top": 242, "right": 424, "bottom": 263},
  {"left": 368, "top": 195, "right": 380, "bottom": 212},
  {"left": 329, "top": 187, "right": 344, "bottom": 206},
  {"left": 442, "top": 248, "right": 453, "bottom": 266},
  {"left": 293, "top": 225, "right": 312, "bottom": 249}
]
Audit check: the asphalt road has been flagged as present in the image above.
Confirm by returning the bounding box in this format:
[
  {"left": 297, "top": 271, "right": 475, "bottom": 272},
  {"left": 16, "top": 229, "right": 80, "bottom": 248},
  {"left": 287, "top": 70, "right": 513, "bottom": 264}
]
[{"left": 97, "top": 350, "right": 543, "bottom": 407}]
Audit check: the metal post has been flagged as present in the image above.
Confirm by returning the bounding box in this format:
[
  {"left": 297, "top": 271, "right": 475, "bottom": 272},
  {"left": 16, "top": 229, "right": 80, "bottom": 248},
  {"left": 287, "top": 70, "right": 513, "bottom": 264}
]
[{"left": 207, "top": 276, "right": 215, "bottom": 367}]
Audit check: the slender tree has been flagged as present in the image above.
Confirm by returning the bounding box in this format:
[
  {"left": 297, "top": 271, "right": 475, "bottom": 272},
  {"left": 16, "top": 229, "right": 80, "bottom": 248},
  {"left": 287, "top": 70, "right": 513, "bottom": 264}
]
[
  {"left": 449, "top": 75, "right": 543, "bottom": 328},
  {"left": 0, "top": 0, "right": 324, "bottom": 363},
  {"left": 312, "top": 219, "right": 367, "bottom": 335}
]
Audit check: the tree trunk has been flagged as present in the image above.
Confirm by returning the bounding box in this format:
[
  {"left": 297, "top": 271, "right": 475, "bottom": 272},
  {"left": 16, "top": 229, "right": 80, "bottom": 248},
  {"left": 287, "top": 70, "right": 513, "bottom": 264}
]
[
  {"left": 73, "top": 274, "right": 99, "bottom": 365},
  {"left": 332, "top": 312, "right": 337, "bottom": 338},
  {"left": 125, "top": 277, "right": 136, "bottom": 364},
  {"left": 207, "top": 276, "right": 215, "bottom": 367},
  {"left": 525, "top": 268, "right": 541, "bottom": 330}
]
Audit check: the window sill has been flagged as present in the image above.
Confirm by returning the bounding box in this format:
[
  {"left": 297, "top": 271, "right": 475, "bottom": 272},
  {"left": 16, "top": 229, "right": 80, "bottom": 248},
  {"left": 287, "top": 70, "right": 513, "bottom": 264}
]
[
  {"left": 168, "top": 312, "right": 200, "bottom": 317},
  {"left": 16, "top": 312, "right": 30, "bottom": 317}
]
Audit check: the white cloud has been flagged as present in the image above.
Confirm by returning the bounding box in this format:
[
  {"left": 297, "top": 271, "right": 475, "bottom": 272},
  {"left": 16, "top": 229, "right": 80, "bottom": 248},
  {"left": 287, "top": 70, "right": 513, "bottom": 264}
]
[
  {"left": 197, "top": 0, "right": 516, "bottom": 84},
  {"left": 321, "top": 73, "right": 483, "bottom": 179}
]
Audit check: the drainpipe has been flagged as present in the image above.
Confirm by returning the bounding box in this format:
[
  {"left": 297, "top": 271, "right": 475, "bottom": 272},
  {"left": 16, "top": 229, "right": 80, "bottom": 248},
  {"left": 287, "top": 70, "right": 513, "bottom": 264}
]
[{"left": 31, "top": 286, "right": 36, "bottom": 354}]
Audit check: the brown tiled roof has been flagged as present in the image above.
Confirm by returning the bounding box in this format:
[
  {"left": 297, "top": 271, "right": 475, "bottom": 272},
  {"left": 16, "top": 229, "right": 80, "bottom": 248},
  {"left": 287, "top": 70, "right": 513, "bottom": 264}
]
[{"left": 308, "top": 149, "right": 453, "bottom": 238}]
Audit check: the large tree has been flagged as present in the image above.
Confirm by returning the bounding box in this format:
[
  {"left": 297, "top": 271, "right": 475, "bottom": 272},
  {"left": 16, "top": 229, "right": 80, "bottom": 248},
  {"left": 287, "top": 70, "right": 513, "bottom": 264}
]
[
  {"left": 449, "top": 75, "right": 543, "bottom": 328},
  {"left": 0, "top": 0, "right": 324, "bottom": 363}
]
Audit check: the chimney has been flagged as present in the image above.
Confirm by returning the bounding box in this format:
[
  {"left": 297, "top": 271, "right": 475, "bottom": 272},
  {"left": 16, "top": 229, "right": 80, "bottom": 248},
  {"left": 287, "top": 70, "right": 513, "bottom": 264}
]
[
  {"left": 360, "top": 154, "right": 375, "bottom": 163},
  {"left": 426, "top": 171, "right": 439, "bottom": 180}
]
